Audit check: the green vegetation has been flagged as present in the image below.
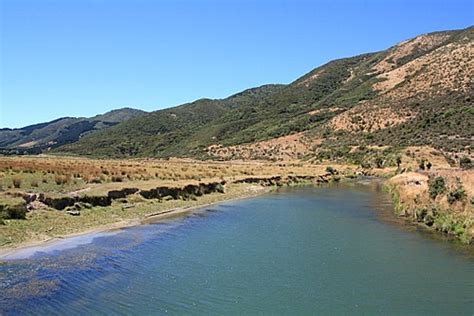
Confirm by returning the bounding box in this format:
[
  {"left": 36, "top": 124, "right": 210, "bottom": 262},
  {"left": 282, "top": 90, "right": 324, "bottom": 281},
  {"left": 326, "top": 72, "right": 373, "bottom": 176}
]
[
  {"left": 0, "top": 203, "right": 27, "bottom": 224},
  {"left": 428, "top": 176, "right": 446, "bottom": 199},
  {"left": 0, "top": 27, "right": 469, "bottom": 161},
  {"left": 459, "top": 157, "right": 472, "bottom": 169},
  {"left": 0, "top": 108, "right": 146, "bottom": 154},
  {"left": 432, "top": 212, "right": 471, "bottom": 244},
  {"left": 447, "top": 187, "right": 466, "bottom": 204}
]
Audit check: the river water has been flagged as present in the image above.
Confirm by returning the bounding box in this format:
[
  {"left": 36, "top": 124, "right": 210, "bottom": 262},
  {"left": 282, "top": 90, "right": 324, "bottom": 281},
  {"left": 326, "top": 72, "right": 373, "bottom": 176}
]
[{"left": 1, "top": 182, "right": 473, "bottom": 315}]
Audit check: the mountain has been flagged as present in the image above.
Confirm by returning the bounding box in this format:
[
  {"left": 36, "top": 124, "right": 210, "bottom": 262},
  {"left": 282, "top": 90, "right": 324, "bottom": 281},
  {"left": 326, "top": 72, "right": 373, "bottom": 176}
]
[
  {"left": 53, "top": 26, "right": 474, "bottom": 160},
  {"left": 0, "top": 108, "right": 146, "bottom": 154}
]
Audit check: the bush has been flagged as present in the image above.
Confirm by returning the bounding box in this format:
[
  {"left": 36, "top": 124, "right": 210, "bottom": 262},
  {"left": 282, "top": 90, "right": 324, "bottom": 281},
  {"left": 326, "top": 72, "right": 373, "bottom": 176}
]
[
  {"left": 89, "top": 177, "right": 102, "bottom": 184},
  {"left": 428, "top": 176, "right": 446, "bottom": 199},
  {"left": 0, "top": 203, "right": 27, "bottom": 220},
  {"left": 12, "top": 177, "right": 22, "bottom": 188},
  {"left": 459, "top": 157, "right": 472, "bottom": 169},
  {"left": 418, "top": 159, "right": 425, "bottom": 170},
  {"left": 55, "top": 175, "right": 69, "bottom": 185},
  {"left": 111, "top": 176, "right": 123, "bottom": 182},
  {"left": 447, "top": 187, "right": 466, "bottom": 204}
]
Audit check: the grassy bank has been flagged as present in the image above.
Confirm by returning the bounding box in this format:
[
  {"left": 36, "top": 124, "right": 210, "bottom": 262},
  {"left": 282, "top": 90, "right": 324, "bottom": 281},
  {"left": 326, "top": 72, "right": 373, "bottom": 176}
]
[
  {"left": 0, "top": 155, "right": 352, "bottom": 250},
  {"left": 386, "top": 170, "right": 474, "bottom": 244},
  {"left": 0, "top": 183, "right": 271, "bottom": 251}
]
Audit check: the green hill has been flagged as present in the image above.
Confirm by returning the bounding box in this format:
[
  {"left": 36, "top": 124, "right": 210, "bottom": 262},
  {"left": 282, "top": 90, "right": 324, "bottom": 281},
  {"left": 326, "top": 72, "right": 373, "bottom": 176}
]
[
  {"left": 0, "top": 108, "right": 146, "bottom": 154},
  {"left": 52, "top": 26, "right": 474, "bottom": 160}
]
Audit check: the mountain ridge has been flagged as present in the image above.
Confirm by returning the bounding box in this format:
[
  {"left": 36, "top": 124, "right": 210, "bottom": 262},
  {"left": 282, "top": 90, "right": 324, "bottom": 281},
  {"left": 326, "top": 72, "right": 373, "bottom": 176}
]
[
  {"left": 0, "top": 108, "right": 146, "bottom": 154},
  {"left": 3, "top": 25, "right": 472, "bottom": 163}
]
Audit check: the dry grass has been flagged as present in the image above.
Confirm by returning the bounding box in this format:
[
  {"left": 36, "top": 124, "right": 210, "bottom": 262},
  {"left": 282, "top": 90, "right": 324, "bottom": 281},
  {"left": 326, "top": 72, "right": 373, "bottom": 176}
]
[
  {"left": 0, "top": 155, "right": 351, "bottom": 200},
  {"left": 0, "top": 183, "right": 268, "bottom": 248},
  {"left": 206, "top": 133, "right": 320, "bottom": 161},
  {"left": 0, "top": 155, "right": 357, "bottom": 248},
  {"left": 388, "top": 169, "right": 474, "bottom": 242}
]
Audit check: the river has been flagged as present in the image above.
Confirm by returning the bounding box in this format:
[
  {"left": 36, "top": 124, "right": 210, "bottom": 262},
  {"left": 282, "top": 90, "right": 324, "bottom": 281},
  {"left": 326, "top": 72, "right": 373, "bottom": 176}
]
[{"left": 1, "top": 182, "right": 473, "bottom": 315}]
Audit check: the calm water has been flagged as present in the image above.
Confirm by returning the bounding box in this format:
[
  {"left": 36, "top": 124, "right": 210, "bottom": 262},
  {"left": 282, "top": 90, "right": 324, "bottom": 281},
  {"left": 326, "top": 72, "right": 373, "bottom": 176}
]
[{"left": 1, "top": 182, "right": 473, "bottom": 315}]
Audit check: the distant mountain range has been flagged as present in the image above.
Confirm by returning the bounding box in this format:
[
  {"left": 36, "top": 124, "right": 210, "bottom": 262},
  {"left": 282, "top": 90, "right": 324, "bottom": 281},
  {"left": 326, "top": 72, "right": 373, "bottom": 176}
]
[
  {"left": 2, "top": 26, "right": 473, "bottom": 161},
  {"left": 0, "top": 108, "right": 146, "bottom": 154}
]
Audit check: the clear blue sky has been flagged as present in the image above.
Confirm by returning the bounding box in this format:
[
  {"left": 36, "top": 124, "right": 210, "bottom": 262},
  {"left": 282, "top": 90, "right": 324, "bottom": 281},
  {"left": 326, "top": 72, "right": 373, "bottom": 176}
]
[{"left": 1, "top": 0, "right": 472, "bottom": 128}]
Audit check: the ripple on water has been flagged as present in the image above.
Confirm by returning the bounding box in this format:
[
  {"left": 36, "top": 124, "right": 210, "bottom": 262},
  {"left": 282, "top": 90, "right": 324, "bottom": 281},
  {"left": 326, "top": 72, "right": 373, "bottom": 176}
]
[{"left": 1, "top": 185, "right": 473, "bottom": 315}]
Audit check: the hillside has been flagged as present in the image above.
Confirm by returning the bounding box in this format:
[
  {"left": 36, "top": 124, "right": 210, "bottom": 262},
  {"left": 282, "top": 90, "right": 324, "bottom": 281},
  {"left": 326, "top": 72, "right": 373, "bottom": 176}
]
[
  {"left": 0, "top": 108, "right": 146, "bottom": 154},
  {"left": 54, "top": 26, "right": 473, "bottom": 161}
]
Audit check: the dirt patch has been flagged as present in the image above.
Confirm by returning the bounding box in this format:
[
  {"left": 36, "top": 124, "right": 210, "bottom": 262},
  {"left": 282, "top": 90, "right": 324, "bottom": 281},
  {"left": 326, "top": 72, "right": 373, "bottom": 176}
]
[
  {"left": 328, "top": 102, "right": 412, "bottom": 132},
  {"left": 374, "top": 40, "right": 474, "bottom": 98},
  {"left": 207, "top": 133, "right": 322, "bottom": 161},
  {"left": 373, "top": 32, "right": 452, "bottom": 73},
  {"left": 307, "top": 107, "right": 343, "bottom": 116},
  {"left": 17, "top": 141, "right": 39, "bottom": 148},
  {"left": 296, "top": 69, "right": 325, "bottom": 87}
]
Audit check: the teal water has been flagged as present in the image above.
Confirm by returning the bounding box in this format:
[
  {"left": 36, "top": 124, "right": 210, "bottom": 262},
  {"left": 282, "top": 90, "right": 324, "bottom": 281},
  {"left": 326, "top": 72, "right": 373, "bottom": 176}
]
[{"left": 1, "top": 183, "right": 473, "bottom": 315}]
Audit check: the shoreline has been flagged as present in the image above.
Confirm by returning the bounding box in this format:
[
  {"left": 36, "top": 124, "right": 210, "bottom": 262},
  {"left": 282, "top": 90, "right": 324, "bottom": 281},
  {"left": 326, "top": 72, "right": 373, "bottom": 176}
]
[
  {"left": 0, "top": 185, "right": 271, "bottom": 259},
  {"left": 1, "top": 171, "right": 472, "bottom": 259}
]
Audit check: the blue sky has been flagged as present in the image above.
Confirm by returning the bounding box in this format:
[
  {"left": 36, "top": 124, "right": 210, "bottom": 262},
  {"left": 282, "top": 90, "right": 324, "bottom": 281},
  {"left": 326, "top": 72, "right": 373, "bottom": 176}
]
[{"left": 1, "top": 0, "right": 472, "bottom": 128}]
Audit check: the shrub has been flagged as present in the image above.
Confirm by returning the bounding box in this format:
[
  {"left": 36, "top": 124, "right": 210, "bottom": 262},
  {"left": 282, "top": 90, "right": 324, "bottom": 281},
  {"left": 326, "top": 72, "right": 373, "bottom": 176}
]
[
  {"left": 459, "top": 157, "right": 472, "bottom": 169},
  {"left": 55, "top": 175, "right": 69, "bottom": 185},
  {"left": 89, "top": 177, "right": 102, "bottom": 184},
  {"left": 374, "top": 157, "right": 384, "bottom": 168},
  {"left": 418, "top": 159, "right": 425, "bottom": 170},
  {"left": 447, "top": 187, "right": 466, "bottom": 204},
  {"left": 111, "top": 176, "right": 123, "bottom": 182},
  {"left": 12, "top": 177, "right": 22, "bottom": 188},
  {"left": 0, "top": 203, "right": 27, "bottom": 220},
  {"left": 428, "top": 176, "right": 446, "bottom": 199}
]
